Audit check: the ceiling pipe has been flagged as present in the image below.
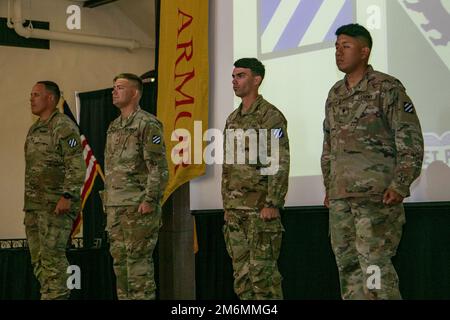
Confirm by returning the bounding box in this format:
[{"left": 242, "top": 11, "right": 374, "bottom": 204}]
[{"left": 7, "top": 0, "right": 154, "bottom": 51}]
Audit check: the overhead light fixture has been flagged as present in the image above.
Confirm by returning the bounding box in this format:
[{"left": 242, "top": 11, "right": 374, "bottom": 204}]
[{"left": 83, "top": 0, "right": 118, "bottom": 8}]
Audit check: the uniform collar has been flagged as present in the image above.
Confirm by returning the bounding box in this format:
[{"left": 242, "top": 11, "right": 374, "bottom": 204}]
[
  {"left": 239, "top": 95, "right": 263, "bottom": 116},
  {"left": 35, "top": 108, "right": 59, "bottom": 128},
  {"left": 119, "top": 106, "right": 141, "bottom": 127},
  {"left": 339, "top": 65, "right": 374, "bottom": 96}
]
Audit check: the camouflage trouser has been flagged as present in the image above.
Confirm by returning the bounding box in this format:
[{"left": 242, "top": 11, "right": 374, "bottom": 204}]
[
  {"left": 329, "top": 197, "right": 405, "bottom": 300},
  {"left": 24, "top": 209, "right": 73, "bottom": 300},
  {"left": 223, "top": 209, "right": 284, "bottom": 300},
  {"left": 106, "top": 205, "right": 162, "bottom": 300}
]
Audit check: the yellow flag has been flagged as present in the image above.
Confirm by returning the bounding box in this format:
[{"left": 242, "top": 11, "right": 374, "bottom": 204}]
[{"left": 157, "top": 0, "right": 209, "bottom": 204}]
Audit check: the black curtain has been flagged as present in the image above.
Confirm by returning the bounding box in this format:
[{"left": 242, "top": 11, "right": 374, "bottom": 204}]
[
  {"left": 194, "top": 202, "right": 450, "bottom": 300},
  {"left": 3, "top": 202, "right": 449, "bottom": 299},
  {"left": 79, "top": 81, "right": 157, "bottom": 248},
  {"left": 0, "top": 246, "right": 116, "bottom": 300},
  {"left": 0, "top": 248, "right": 40, "bottom": 299}
]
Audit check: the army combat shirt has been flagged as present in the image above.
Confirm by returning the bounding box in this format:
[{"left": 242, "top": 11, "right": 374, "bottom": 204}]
[
  {"left": 222, "top": 95, "right": 290, "bottom": 210},
  {"left": 24, "top": 109, "right": 85, "bottom": 212},
  {"left": 104, "top": 107, "right": 168, "bottom": 207},
  {"left": 321, "top": 65, "right": 424, "bottom": 199}
]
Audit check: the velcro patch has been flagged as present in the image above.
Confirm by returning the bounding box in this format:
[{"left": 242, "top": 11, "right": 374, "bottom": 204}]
[
  {"left": 152, "top": 135, "right": 161, "bottom": 144},
  {"left": 404, "top": 102, "right": 415, "bottom": 113},
  {"left": 67, "top": 138, "right": 78, "bottom": 148},
  {"left": 273, "top": 128, "right": 284, "bottom": 139}
]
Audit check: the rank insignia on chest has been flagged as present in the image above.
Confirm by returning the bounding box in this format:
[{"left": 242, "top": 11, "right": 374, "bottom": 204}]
[
  {"left": 273, "top": 128, "right": 284, "bottom": 139},
  {"left": 152, "top": 135, "right": 161, "bottom": 144},
  {"left": 68, "top": 138, "right": 78, "bottom": 148},
  {"left": 404, "top": 102, "right": 415, "bottom": 113}
]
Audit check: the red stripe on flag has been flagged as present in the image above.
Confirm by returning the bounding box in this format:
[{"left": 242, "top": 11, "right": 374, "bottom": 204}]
[
  {"left": 80, "top": 167, "right": 97, "bottom": 202},
  {"left": 71, "top": 134, "right": 105, "bottom": 238}
]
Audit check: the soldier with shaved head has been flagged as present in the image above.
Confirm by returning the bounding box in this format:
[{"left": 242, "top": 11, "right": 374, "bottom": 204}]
[{"left": 24, "top": 81, "right": 85, "bottom": 299}]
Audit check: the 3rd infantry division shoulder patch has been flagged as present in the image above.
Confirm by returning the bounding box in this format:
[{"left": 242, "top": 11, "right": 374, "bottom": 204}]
[
  {"left": 273, "top": 128, "right": 284, "bottom": 139},
  {"left": 404, "top": 102, "right": 415, "bottom": 113},
  {"left": 68, "top": 138, "right": 78, "bottom": 148},
  {"left": 152, "top": 135, "right": 161, "bottom": 144}
]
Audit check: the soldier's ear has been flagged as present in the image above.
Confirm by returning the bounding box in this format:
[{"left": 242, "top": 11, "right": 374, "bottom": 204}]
[
  {"left": 361, "top": 47, "right": 371, "bottom": 60},
  {"left": 254, "top": 75, "right": 262, "bottom": 87},
  {"left": 47, "top": 93, "right": 55, "bottom": 104},
  {"left": 133, "top": 87, "right": 141, "bottom": 100}
]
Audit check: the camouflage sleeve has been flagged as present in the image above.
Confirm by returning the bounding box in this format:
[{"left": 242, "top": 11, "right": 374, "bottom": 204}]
[
  {"left": 320, "top": 97, "right": 332, "bottom": 194},
  {"left": 142, "top": 120, "right": 169, "bottom": 207},
  {"left": 384, "top": 82, "right": 424, "bottom": 197},
  {"left": 54, "top": 120, "right": 86, "bottom": 202},
  {"left": 221, "top": 119, "right": 231, "bottom": 207},
  {"left": 263, "top": 109, "right": 290, "bottom": 208}
]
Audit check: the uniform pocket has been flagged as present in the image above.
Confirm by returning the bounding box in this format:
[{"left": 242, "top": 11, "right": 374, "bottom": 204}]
[
  {"left": 23, "top": 211, "right": 38, "bottom": 227},
  {"left": 223, "top": 223, "right": 234, "bottom": 259},
  {"left": 45, "top": 215, "right": 72, "bottom": 251},
  {"left": 123, "top": 128, "right": 140, "bottom": 158},
  {"left": 98, "top": 190, "right": 107, "bottom": 211},
  {"left": 252, "top": 218, "right": 284, "bottom": 261}
]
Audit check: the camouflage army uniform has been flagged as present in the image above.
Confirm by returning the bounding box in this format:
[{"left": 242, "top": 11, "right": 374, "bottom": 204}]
[
  {"left": 24, "top": 109, "right": 85, "bottom": 300},
  {"left": 222, "top": 95, "right": 290, "bottom": 300},
  {"left": 321, "top": 65, "right": 424, "bottom": 300},
  {"left": 103, "top": 107, "right": 168, "bottom": 300}
]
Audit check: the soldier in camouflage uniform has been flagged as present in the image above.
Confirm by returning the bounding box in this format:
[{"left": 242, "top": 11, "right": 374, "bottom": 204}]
[
  {"left": 222, "top": 58, "right": 290, "bottom": 300},
  {"left": 321, "top": 24, "right": 424, "bottom": 300},
  {"left": 102, "top": 73, "right": 168, "bottom": 300},
  {"left": 24, "top": 81, "right": 85, "bottom": 300}
]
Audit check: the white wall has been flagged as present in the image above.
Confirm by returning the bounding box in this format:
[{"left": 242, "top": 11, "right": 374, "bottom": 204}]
[
  {"left": 189, "top": 0, "right": 327, "bottom": 210},
  {"left": 190, "top": 0, "right": 450, "bottom": 210},
  {"left": 0, "top": 0, "right": 155, "bottom": 238},
  {"left": 189, "top": 0, "right": 233, "bottom": 210}
]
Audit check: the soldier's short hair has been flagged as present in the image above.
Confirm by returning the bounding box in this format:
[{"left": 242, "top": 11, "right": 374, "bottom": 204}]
[
  {"left": 234, "top": 58, "right": 265, "bottom": 81},
  {"left": 335, "top": 23, "right": 373, "bottom": 49},
  {"left": 114, "top": 73, "right": 143, "bottom": 95},
  {"left": 37, "top": 81, "right": 61, "bottom": 103}
]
